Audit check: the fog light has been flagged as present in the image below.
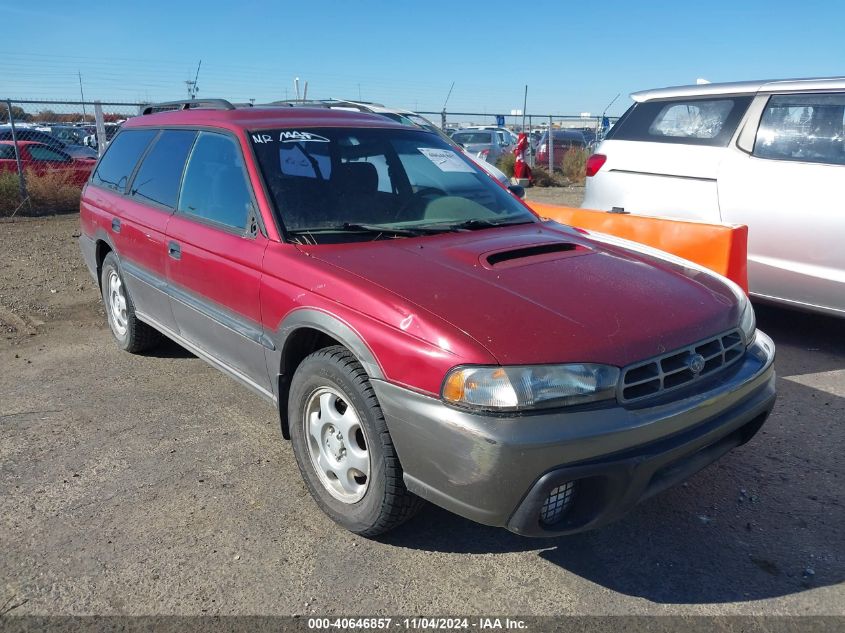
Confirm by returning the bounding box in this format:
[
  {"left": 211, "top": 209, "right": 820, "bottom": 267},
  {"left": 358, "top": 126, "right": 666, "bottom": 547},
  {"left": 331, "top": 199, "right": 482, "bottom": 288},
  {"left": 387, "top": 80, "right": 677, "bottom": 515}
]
[{"left": 539, "top": 481, "right": 576, "bottom": 526}]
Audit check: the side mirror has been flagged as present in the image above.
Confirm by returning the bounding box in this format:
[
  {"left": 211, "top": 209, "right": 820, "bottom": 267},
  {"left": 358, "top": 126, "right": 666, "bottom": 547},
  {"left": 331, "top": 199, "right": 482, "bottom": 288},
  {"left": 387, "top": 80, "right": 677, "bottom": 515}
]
[{"left": 508, "top": 184, "right": 525, "bottom": 199}]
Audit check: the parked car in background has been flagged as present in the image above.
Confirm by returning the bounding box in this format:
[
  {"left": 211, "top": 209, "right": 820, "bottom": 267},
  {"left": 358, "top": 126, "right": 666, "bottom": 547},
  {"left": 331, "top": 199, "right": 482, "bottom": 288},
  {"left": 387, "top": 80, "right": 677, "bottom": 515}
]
[
  {"left": 79, "top": 99, "right": 774, "bottom": 538},
  {"left": 461, "top": 125, "right": 519, "bottom": 145},
  {"left": 84, "top": 122, "right": 122, "bottom": 151},
  {"left": 451, "top": 128, "right": 513, "bottom": 164},
  {"left": 46, "top": 125, "right": 90, "bottom": 147},
  {"left": 535, "top": 129, "right": 590, "bottom": 170},
  {"left": 0, "top": 127, "right": 98, "bottom": 159},
  {"left": 0, "top": 141, "right": 96, "bottom": 185},
  {"left": 583, "top": 76, "right": 845, "bottom": 317}
]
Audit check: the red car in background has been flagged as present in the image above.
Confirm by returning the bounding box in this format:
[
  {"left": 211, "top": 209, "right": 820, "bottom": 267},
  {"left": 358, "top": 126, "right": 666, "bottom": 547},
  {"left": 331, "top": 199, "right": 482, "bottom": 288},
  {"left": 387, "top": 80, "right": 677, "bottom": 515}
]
[
  {"left": 0, "top": 140, "right": 96, "bottom": 186},
  {"left": 534, "top": 129, "right": 590, "bottom": 170}
]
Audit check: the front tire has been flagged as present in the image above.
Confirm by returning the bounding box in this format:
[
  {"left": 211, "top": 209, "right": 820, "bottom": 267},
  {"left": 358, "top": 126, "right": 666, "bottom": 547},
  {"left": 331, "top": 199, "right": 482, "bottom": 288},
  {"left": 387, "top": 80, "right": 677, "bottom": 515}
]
[
  {"left": 288, "top": 345, "right": 423, "bottom": 536},
  {"left": 100, "top": 252, "right": 161, "bottom": 353}
]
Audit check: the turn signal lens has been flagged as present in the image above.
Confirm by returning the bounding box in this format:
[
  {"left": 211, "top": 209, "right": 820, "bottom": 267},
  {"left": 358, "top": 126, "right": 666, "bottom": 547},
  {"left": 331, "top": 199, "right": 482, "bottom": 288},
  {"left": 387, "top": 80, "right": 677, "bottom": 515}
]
[{"left": 442, "top": 371, "right": 466, "bottom": 402}]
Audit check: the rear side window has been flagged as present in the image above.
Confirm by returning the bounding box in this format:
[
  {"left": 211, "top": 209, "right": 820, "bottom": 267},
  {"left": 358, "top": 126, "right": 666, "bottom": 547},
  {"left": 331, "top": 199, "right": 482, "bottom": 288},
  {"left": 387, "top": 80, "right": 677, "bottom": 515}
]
[
  {"left": 129, "top": 130, "right": 197, "bottom": 209},
  {"left": 753, "top": 93, "right": 845, "bottom": 165},
  {"left": 92, "top": 129, "right": 157, "bottom": 192},
  {"left": 0, "top": 145, "right": 16, "bottom": 159},
  {"left": 178, "top": 132, "right": 253, "bottom": 231},
  {"left": 452, "top": 132, "right": 493, "bottom": 145},
  {"left": 606, "top": 96, "right": 752, "bottom": 146},
  {"left": 28, "top": 145, "right": 70, "bottom": 162}
]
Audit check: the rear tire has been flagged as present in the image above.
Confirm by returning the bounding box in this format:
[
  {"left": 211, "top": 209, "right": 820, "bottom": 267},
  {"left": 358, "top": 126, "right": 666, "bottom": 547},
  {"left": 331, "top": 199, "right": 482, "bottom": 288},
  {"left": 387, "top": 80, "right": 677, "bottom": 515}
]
[
  {"left": 288, "top": 345, "right": 424, "bottom": 536},
  {"left": 100, "top": 252, "right": 161, "bottom": 353}
]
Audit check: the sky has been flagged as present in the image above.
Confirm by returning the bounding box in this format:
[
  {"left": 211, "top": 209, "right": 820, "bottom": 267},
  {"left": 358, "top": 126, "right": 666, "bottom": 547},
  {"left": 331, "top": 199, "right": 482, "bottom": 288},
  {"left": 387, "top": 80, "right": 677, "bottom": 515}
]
[{"left": 2, "top": 0, "right": 843, "bottom": 117}]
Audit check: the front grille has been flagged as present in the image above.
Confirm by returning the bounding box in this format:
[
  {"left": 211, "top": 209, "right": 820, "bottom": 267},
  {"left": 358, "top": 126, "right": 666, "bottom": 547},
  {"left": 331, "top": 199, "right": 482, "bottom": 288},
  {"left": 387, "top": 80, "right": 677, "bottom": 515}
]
[
  {"left": 620, "top": 329, "right": 744, "bottom": 403},
  {"left": 539, "top": 481, "right": 576, "bottom": 526}
]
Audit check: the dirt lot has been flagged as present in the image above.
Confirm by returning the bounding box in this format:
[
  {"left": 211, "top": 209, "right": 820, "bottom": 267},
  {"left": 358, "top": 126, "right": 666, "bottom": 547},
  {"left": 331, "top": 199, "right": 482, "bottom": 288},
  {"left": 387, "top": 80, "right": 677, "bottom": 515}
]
[{"left": 1, "top": 206, "right": 843, "bottom": 617}]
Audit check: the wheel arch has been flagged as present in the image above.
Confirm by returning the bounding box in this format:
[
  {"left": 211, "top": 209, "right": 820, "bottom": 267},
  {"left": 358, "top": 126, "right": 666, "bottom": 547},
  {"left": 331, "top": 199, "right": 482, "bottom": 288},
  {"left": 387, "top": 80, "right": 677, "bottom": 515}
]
[
  {"left": 93, "top": 231, "right": 117, "bottom": 290},
  {"left": 273, "top": 309, "right": 385, "bottom": 439}
]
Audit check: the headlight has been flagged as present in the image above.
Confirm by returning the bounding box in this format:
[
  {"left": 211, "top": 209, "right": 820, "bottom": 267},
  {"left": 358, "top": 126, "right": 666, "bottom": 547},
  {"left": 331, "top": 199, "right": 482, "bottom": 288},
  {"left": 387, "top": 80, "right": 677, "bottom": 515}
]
[
  {"left": 441, "top": 364, "right": 619, "bottom": 411},
  {"left": 738, "top": 295, "right": 756, "bottom": 345}
]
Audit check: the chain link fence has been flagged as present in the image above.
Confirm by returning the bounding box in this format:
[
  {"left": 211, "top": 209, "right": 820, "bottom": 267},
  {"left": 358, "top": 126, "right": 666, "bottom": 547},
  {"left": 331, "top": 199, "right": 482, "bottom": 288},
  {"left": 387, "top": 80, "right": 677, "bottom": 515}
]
[
  {"left": 417, "top": 110, "right": 617, "bottom": 183},
  {"left": 1, "top": 99, "right": 143, "bottom": 216}
]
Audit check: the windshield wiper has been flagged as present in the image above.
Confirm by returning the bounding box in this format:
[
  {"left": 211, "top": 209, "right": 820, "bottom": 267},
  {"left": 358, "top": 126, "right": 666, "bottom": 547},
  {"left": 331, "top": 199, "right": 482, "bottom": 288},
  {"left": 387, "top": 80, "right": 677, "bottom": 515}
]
[
  {"left": 288, "top": 223, "right": 439, "bottom": 238},
  {"left": 422, "top": 217, "right": 536, "bottom": 232}
]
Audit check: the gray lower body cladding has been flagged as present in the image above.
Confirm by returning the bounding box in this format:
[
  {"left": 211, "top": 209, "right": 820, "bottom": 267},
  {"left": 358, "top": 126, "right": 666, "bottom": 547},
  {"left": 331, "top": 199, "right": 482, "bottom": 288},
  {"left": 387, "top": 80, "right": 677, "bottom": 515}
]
[{"left": 372, "top": 331, "right": 776, "bottom": 536}]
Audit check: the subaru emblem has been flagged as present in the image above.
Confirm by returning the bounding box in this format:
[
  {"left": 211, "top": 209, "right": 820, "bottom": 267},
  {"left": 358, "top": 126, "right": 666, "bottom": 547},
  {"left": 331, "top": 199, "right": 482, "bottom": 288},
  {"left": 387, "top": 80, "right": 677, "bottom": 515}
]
[{"left": 688, "top": 354, "right": 706, "bottom": 375}]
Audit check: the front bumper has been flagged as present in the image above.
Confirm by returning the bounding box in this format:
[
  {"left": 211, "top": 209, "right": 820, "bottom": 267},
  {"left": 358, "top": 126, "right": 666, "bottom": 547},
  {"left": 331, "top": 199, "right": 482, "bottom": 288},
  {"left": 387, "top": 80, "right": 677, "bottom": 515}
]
[{"left": 372, "top": 330, "right": 776, "bottom": 536}]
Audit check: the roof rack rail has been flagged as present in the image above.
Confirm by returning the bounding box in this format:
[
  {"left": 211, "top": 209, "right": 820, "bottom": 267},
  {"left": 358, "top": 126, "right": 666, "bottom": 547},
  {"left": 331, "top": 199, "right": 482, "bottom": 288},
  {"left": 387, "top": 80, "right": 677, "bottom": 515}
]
[
  {"left": 140, "top": 99, "right": 236, "bottom": 116},
  {"left": 267, "top": 98, "right": 385, "bottom": 110}
]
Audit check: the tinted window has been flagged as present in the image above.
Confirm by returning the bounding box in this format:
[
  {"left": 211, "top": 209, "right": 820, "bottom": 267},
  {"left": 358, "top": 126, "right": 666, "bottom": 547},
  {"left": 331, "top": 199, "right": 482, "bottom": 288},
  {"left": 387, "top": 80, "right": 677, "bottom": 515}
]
[
  {"left": 28, "top": 145, "right": 70, "bottom": 161},
  {"left": 130, "top": 130, "right": 197, "bottom": 208},
  {"left": 92, "top": 129, "right": 156, "bottom": 192},
  {"left": 452, "top": 132, "right": 493, "bottom": 144},
  {"left": 607, "top": 96, "right": 752, "bottom": 146},
  {"left": 178, "top": 132, "right": 253, "bottom": 230},
  {"left": 0, "top": 145, "right": 15, "bottom": 160},
  {"left": 753, "top": 93, "right": 845, "bottom": 165}
]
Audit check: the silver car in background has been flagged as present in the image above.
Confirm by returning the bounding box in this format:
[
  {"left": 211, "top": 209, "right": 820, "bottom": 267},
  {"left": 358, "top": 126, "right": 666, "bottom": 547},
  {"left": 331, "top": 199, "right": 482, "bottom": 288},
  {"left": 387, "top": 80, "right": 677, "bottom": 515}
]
[
  {"left": 583, "top": 77, "right": 845, "bottom": 317},
  {"left": 451, "top": 129, "right": 513, "bottom": 165}
]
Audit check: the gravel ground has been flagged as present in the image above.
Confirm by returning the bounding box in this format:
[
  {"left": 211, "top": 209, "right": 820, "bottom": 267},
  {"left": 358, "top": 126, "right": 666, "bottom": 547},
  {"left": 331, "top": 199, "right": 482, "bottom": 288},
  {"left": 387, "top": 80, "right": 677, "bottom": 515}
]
[{"left": 1, "top": 212, "right": 842, "bottom": 617}]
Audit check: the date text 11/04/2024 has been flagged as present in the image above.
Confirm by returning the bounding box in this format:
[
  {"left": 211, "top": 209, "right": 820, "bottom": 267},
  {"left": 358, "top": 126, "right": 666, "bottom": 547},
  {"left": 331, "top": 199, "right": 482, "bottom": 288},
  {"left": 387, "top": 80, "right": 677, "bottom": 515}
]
[{"left": 307, "top": 618, "right": 528, "bottom": 630}]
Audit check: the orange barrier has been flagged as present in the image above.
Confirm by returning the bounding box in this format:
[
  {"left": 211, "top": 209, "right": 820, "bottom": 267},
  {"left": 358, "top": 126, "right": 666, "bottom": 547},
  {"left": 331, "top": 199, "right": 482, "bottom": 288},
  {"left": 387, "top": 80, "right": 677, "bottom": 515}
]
[{"left": 529, "top": 203, "right": 749, "bottom": 293}]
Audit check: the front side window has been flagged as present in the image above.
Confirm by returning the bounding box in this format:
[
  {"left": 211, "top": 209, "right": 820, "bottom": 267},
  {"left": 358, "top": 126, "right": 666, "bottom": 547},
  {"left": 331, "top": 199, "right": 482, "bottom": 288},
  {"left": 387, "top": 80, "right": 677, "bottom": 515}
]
[
  {"left": 250, "top": 127, "right": 536, "bottom": 243},
  {"left": 28, "top": 145, "right": 71, "bottom": 162},
  {"left": 92, "top": 129, "right": 157, "bottom": 192},
  {"left": 0, "top": 145, "right": 16, "bottom": 160},
  {"left": 130, "top": 130, "right": 197, "bottom": 209},
  {"left": 753, "top": 93, "right": 845, "bottom": 165},
  {"left": 606, "top": 96, "right": 752, "bottom": 146},
  {"left": 178, "top": 131, "right": 253, "bottom": 230}
]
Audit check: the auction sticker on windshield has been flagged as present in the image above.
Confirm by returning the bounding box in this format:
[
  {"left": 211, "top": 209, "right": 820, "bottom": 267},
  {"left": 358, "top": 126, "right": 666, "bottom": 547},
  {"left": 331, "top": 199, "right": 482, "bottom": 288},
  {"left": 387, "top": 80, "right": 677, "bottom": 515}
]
[{"left": 418, "top": 147, "right": 475, "bottom": 173}]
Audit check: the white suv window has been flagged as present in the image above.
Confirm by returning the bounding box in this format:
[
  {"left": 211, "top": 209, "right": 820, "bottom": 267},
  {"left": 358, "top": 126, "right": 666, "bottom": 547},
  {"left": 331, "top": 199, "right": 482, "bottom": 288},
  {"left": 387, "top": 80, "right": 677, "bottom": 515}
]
[
  {"left": 649, "top": 100, "right": 734, "bottom": 139},
  {"left": 606, "top": 96, "right": 752, "bottom": 146},
  {"left": 753, "top": 93, "right": 845, "bottom": 165}
]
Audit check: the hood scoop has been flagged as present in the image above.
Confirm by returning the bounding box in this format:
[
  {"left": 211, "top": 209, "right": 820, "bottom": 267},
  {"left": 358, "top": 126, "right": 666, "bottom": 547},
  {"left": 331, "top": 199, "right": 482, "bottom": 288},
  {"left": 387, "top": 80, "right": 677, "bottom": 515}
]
[{"left": 483, "top": 242, "right": 591, "bottom": 269}]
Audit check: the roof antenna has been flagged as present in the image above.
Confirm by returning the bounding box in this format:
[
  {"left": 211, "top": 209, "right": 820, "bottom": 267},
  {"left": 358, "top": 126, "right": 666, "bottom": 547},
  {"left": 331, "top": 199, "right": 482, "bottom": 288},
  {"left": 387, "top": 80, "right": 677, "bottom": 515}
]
[
  {"left": 185, "top": 60, "right": 201, "bottom": 100},
  {"left": 442, "top": 81, "right": 455, "bottom": 111}
]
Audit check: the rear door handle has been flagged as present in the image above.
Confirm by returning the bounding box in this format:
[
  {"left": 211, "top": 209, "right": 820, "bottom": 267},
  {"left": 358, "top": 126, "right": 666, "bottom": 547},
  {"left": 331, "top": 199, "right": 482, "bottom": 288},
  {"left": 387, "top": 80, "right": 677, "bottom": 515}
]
[
  {"left": 111, "top": 217, "right": 121, "bottom": 233},
  {"left": 167, "top": 241, "right": 181, "bottom": 260}
]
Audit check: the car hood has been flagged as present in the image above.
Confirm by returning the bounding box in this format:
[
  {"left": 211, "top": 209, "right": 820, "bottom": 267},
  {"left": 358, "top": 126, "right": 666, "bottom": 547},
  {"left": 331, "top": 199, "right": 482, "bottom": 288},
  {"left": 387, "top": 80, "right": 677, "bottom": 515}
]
[{"left": 302, "top": 223, "right": 740, "bottom": 367}]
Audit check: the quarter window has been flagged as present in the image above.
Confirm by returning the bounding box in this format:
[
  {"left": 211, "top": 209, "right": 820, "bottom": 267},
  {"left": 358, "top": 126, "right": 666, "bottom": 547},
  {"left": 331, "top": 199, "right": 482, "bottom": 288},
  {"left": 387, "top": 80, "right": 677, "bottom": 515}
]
[
  {"left": 92, "top": 129, "right": 157, "bottom": 192},
  {"left": 606, "top": 96, "right": 752, "bottom": 146},
  {"left": 753, "top": 93, "right": 845, "bottom": 165},
  {"left": 178, "top": 132, "right": 253, "bottom": 230},
  {"left": 129, "top": 130, "right": 197, "bottom": 209}
]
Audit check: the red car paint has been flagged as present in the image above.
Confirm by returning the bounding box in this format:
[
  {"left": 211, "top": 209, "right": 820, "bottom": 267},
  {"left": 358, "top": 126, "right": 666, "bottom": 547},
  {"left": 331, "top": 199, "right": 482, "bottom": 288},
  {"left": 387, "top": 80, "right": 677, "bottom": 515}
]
[
  {"left": 80, "top": 107, "right": 741, "bottom": 398},
  {"left": 0, "top": 140, "right": 95, "bottom": 186}
]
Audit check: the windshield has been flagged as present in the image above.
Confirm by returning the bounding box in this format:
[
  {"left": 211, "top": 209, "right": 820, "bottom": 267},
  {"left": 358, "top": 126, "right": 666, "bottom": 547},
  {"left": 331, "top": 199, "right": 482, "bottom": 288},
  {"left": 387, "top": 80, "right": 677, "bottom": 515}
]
[{"left": 250, "top": 127, "right": 535, "bottom": 244}]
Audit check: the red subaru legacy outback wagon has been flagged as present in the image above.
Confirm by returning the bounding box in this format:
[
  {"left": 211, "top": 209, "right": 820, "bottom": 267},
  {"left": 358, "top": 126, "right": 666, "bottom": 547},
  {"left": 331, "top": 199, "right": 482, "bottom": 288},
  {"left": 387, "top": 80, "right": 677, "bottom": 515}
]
[{"left": 79, "top": 99, "right": 776, "bottom": 537}]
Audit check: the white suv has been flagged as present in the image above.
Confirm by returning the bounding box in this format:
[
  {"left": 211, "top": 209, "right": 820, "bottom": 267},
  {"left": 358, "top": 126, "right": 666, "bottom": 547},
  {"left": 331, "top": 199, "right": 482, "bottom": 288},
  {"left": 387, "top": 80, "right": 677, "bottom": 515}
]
[{"left": 583, "top": 77, "right": 845, "bottom": 317}]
